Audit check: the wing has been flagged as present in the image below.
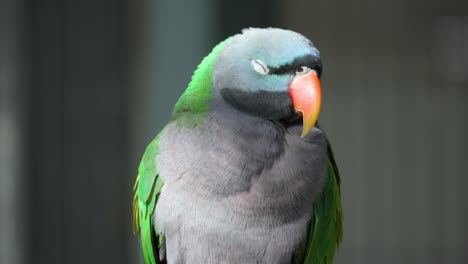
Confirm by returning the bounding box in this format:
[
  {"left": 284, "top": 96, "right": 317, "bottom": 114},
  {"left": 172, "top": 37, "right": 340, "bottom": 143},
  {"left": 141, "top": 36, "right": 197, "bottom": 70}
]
[
  {"left": 133, "top": 133, "right": 166, "bottom": 264},
  {"left": 296, "top": 140, "right": 344, "bottom": 264}
]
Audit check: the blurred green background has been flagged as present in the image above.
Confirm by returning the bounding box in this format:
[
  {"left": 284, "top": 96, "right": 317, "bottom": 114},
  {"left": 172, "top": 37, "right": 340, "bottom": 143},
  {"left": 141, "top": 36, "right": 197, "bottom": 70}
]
[{"left": 1, "top": 0, "right": 467, "bottom": 263}]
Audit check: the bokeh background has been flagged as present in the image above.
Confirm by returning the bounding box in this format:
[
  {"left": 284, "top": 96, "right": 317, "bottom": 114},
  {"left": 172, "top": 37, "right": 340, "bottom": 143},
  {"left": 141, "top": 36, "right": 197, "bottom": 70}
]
[{"left": 1, "top": 0, "right": 467, "bottom": 263}]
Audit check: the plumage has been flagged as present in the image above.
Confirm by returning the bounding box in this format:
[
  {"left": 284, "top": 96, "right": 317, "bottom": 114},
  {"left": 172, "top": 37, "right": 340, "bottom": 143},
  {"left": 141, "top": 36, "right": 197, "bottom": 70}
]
[{"left": 133, "top": 28, "right": 343, "bottom": 264}]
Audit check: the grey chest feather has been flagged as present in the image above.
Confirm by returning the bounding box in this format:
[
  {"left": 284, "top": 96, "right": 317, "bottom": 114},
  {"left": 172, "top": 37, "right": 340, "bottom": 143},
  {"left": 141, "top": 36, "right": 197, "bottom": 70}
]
[{"left": 154, "top": 112, "right": 328, "bottom": 263}]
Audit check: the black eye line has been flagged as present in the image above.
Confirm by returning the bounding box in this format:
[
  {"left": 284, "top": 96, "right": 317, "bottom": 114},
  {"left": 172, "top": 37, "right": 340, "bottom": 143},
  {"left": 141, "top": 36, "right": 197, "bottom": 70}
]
[{"left": 268, "top": 55, "right": 322, "bottom": 77}]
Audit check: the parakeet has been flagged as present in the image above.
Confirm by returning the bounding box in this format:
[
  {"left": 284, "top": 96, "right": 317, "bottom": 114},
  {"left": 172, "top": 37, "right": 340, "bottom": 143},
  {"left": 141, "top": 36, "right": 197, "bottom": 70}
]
[{"left": 133, "top": 28, "right": 343, "bottom": 264}]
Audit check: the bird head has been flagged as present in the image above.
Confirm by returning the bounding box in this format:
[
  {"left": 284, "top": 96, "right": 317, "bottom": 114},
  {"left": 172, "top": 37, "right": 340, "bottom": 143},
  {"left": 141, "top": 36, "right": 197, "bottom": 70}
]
[{"left": 213, "top": 28, "right": 322, "bottom": 137}]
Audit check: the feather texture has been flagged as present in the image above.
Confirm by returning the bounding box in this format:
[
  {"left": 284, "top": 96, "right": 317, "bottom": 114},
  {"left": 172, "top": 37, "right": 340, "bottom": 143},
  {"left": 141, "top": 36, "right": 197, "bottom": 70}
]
[
  {"left": 300, "top": 142, "right": 343, "bottom": 264},
  {"left": 133, "top": 133, "right": 165, "bottom": 264},
  {"left": 172, "top": 37, "right": 233, "bottom": 126}
]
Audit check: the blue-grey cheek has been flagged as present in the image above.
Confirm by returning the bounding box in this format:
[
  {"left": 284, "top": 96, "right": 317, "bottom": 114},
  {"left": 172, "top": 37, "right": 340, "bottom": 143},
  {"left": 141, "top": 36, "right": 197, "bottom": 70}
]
[{"left": 261, "top": 74, "right": 294, "bottom": 93}]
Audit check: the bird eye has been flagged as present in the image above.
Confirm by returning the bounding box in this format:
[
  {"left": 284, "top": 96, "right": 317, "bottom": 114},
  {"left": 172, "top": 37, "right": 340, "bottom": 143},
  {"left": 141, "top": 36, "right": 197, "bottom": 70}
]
[
  {"left": 250, "top": 59, "right": 269, "bottom": 75},
  {"left": 295, "top": 66, "right": 314, "bottom": 75}
]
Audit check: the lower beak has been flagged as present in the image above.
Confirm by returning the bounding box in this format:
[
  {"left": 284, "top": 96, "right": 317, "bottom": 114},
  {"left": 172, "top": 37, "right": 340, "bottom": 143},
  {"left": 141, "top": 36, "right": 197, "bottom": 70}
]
[{"left": 288, "top": 71, "right": 322, "bottom": 138}]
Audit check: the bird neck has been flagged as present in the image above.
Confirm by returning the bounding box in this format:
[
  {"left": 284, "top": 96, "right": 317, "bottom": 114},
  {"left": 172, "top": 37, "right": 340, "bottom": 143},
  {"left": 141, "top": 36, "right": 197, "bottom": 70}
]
[{"left": 172, "top": 37, "right": 233, "bottom": 121}]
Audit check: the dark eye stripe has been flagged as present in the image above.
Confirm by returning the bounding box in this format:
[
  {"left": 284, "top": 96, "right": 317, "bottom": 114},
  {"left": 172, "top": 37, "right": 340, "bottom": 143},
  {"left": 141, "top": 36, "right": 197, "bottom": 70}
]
[{"left": 269, "top": 55, "right": 322, "bottom": 77}]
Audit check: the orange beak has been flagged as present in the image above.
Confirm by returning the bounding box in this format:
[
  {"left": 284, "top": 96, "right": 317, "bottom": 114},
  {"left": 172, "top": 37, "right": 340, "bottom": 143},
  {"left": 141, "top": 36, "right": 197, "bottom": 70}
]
[{"left": 288, "top": 71, "right": 322, "bottom": 138}]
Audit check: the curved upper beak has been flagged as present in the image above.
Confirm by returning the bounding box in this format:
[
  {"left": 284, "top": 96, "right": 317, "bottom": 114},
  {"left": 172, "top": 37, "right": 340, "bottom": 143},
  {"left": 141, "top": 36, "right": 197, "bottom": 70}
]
[{"left": 288, "top": 71, "right": 322, "bottom": 138}]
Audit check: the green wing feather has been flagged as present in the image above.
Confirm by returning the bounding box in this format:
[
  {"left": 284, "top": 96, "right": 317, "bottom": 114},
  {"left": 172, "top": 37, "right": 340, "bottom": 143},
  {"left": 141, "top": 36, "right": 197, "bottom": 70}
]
[
  {"left": 298, "top": 141, "right": 344, "bottom": 264},
  {"left": 133, "top": 132, "right": 165, "bottom": 264},
  {"left": 133, "top": 37, "right": 234, "bottom": 264}
]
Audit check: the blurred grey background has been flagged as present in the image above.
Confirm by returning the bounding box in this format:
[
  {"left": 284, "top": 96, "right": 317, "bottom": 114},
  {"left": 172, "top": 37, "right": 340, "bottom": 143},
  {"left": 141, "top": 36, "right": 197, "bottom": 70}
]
[{"left": 1, "top": 0, "right": 467, "bottom": 263}]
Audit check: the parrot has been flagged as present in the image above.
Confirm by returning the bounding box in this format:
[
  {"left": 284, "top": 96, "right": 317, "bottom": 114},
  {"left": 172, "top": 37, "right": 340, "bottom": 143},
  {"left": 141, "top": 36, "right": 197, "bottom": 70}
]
[{"left": 133, "top": 27, "right": 343, "bottom": 264}]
